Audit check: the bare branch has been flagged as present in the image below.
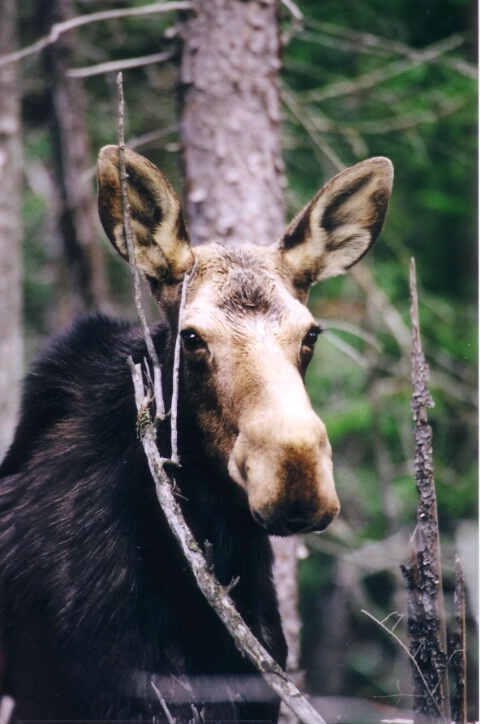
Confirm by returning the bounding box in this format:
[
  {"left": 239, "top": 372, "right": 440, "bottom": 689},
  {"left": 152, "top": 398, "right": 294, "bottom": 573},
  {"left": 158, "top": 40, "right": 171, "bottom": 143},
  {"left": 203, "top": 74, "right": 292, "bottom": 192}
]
[
  {"left": 0, "top": 1, "right": 192, "bottom": 68},
  {"left": 304, "top": 34, "right": 465, "bottom": 104},
  {"left": 322, "top": 331, "right": 371, "bottom": 370},
  {"left": 151, "top": 681, "right": 178, "bottom": 724},
  {"left": 128, "top": 359, "right": 329, "bottom": 724},
  {"left": 280, "top": 0, "right": 303, "bottom": 22},
  {"left": 400, "top": 258, "right": 450, "bottom": 724},
  {"left": 301, "top": 19, "right": 477, "bottom": 79},
  {"left": 116, "top": 74, "right": 327, "bottom": 724},
  {"left": 117, "top": 72, "right": 165, "bottom": 420},
  {"left": 350, "top": 95, "right": 470, "bottom": 135},
  {"left": 351, "top": 264, "right": 411, "bottom": 352},
  {"left": 281, "top": 88, "right": 344, "bottom": 171},
  {"left": 67, "top": 50, "right": 174, "bottom": 79},
  {"left": 170, "top": 258, "right": 198, "bottom": 465},
  {"left": 361, "top": 608, "right": 444, "bottom": 721},
  {"left": 81, "top": 127, "right": 177, "bottom": 184}
]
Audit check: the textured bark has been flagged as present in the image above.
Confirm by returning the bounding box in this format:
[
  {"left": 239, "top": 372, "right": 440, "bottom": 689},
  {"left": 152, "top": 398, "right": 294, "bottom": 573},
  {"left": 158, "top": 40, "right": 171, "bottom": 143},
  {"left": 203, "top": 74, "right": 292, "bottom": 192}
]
[
  {"left": 41, "top": 0, "right": 109, "bottom": 322},
  {"left": 179, "top": 0, "right": 286, "bottom": 247},
  {"left": 179, "top": 5, "right": 300, "bottom": 719},
  {"left": 400, "top": 259, "right": 450, "bottom": 723},
  {"left": 0, "top": 0, "right": 23, "bottom": 460}
]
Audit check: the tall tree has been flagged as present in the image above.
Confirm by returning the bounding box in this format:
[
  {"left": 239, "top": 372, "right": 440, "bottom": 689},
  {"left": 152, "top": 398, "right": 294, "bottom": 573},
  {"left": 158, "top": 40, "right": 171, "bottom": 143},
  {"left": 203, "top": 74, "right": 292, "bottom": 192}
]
[
  {"left": 180, "top": 0, "right": 286, "bottom": 247},
  {"left": 41, "top": 0, "right": 109, "bottom": 323},
  {"left": 0, "top": 0, "right": 23, "bottom": 461},
  {"left": 179, "top": 0, "right": 303, "bottom": 705}
]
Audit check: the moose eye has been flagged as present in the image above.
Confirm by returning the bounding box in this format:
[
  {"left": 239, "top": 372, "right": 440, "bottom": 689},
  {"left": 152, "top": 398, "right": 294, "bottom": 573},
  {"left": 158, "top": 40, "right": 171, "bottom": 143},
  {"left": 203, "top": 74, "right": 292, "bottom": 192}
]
[
  {"left": 301, "top": 325, "right": 322, "bottom": 352},
  {"left": 181, "top": 329, "right": 206, "bottom": 353}
]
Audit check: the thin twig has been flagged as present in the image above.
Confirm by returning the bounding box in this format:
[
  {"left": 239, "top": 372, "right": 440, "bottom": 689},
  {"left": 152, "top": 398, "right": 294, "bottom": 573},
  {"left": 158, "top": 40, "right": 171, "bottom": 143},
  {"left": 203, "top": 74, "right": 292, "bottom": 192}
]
[
  {"left": 323, "top": 331, "right": 371, "bottom": 370},
  {"left": 67, "top": 50, "right": 174, "bottom": 79},
  {"left": 0, "top": 2, "right": 192, "bottom": 68},
  {"left": 281, "top": 88, "right": 344, "bottom": 171},
  {"left": 117, "top": 72, "right": 165, "bottom": 420},
  {"left": 81, "top": 127, "right": 177, "bottom": 184},
  {"left": 116, "top": 72, "right": 328, "bottom": 724},
  {"left": 304, "top": 34, "right": 465, "bottom": 104},
  {"left": 361, "top": 609, "right": 445, "bottom": 723},
  {"left": 170, "top": 258, "right": 197, "bottom": 465},
  {"left": 151, "top": 680, "right": 177, "bottom": 724},
  {"left": 320, "top": 319, "right": 383, "bottom": 353},
  {"left": 280, "top": 0, "right": 303, "bottom": 22},
  {"left": 301, "top": 19, "right": 477, "bottom": 79},
  {"left": 348, "top": 95, "right": 470, "bottom": 135}
]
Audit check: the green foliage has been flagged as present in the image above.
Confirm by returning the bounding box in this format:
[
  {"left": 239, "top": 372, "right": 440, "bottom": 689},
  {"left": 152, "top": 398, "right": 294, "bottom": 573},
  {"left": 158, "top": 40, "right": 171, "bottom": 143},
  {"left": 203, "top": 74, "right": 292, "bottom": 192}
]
[{"left": 282, "top": 1, "right": 477, "bottom": 714}]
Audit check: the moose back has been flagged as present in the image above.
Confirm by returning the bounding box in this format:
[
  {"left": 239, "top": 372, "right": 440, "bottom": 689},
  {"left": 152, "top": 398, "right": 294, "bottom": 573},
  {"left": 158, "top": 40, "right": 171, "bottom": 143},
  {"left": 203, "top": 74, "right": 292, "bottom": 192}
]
[{"left": 0, "top": 147, "right": 393, "bottom": 721}]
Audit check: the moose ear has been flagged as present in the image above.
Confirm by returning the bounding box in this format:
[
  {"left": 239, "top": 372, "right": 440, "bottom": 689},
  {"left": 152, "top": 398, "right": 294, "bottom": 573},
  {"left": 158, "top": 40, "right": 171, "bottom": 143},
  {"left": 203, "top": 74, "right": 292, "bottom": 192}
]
[
  {"left": 97, "top": 145, "right": 194, "bottom": 282},
  {"left": 280, "top": 157, "right": 393, "bottom": 290}
]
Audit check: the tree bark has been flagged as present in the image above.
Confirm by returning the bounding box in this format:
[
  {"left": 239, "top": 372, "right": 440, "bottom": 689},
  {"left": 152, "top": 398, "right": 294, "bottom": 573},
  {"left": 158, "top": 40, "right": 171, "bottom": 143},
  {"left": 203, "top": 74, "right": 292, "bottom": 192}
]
[
  {"left": 400, "top": 259, "right": 450, "bottom": 724},
  {"left": 0, "top": 0, "right": 23, "bottom": 461},
  {"left": 41, "top": 0, "right": 109, "bottom": 323},
  {"left": 179, "top": 4, "right": 301, "bottom": 719},
  {"left": 179, "top": 0, "right": 286, "bottom": 247}
]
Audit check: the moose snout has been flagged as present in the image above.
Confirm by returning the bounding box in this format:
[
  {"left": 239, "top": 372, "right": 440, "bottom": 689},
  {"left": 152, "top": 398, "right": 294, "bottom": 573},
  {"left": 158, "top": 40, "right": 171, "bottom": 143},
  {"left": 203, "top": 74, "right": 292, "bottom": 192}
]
[{"left": 228, "top": 414, "right": 340, "bottom": 537}]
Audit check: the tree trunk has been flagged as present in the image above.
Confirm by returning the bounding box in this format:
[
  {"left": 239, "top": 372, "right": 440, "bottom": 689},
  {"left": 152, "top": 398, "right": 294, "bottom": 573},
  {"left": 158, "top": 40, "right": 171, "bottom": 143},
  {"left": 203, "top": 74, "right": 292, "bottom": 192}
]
[
  {"left": 0, "top": 0, "right": 23, "bottom": 461},
  {"left": 41, "top": 0, "right": 109, "bottom": 324},
  {"left": 179, "top": 0, "right": 286, "bottom": 247},
  {"left": 179, "top": 3, "right": 302, "bottom": 718}
]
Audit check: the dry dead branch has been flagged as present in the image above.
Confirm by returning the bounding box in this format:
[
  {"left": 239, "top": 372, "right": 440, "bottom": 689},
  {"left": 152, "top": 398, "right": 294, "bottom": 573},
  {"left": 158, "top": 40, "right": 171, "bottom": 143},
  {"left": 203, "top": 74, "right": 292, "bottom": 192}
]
[
  {"left": 117, "top": 72, "right": 165, "bottom": 421},
  {"left": 0, "top": 1, "right": 192, "bottom": 68},
  {"left": 117, "top": 73, "right": 329, "bottom": 724},
  {"left": 67, "top": 50, "right": 174, "bottom": 79},
  {"left": 400, "top": 258, "right": 450, "bottom": 724}
]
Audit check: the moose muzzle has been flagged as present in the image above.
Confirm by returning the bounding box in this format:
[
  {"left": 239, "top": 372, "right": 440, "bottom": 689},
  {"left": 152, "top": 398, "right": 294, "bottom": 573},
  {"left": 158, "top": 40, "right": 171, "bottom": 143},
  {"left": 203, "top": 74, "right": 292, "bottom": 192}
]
[{"left": 228, "top": 408, "right": 340, "bottom": 537}]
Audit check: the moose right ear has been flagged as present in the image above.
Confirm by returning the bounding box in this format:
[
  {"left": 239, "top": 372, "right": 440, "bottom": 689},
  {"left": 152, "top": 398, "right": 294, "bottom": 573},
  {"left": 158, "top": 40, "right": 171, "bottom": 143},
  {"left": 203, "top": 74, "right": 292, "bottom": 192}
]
[
  {"left": 279, "top": 157, "right": 393, "bottom": 294},
  {"left": 97, "top": 145, "right": 194, "bottom": 282}
]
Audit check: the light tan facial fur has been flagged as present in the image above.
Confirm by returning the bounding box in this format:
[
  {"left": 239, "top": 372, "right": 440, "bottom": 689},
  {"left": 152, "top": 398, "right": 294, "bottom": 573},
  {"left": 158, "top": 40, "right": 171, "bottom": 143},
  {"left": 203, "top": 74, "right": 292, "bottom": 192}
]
[{"left": 97, "top": 147, "right": 393, "bottom": 536}]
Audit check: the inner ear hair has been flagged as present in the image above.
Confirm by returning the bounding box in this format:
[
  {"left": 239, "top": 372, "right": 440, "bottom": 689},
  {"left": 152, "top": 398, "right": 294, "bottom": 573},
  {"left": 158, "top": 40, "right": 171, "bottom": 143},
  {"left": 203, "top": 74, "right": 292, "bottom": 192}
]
[{"left": 280, "top": 156, "right": 394, "bottom": 286}]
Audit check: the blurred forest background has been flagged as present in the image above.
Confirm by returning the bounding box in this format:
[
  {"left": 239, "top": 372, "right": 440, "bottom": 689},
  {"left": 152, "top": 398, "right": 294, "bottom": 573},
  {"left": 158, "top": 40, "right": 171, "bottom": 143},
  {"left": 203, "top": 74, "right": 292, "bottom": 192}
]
[{"left": 0, "top": 0, "right": 477, "bottom": 721}]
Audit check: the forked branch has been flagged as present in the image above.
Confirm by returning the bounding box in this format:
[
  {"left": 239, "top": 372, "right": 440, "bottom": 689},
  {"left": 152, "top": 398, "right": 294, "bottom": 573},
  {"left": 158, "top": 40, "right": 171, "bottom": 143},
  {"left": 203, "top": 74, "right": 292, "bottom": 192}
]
[
  {"left": 117, "top": 77, "right": 328, "bottom": 724},
  {"left": 0, "top": 2, "right": 192, "bottom": 68}
]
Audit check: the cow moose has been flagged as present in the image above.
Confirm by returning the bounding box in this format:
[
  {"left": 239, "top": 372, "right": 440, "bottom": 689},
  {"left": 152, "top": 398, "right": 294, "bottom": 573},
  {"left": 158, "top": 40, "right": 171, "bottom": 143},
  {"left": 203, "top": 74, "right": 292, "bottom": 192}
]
[{"left": 0, "top": 147, "right": 393, "bottom": 722}]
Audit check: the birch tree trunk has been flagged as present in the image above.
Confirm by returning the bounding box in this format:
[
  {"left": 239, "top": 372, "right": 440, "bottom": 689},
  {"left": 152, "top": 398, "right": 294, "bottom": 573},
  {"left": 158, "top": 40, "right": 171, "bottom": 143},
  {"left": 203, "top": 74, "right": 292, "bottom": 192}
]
[
  {"left": 0, "top": 0, "right": 23, "bottom": 461},
  {"left": 179, "top": 3, "right": 302, "bottom": 718}
]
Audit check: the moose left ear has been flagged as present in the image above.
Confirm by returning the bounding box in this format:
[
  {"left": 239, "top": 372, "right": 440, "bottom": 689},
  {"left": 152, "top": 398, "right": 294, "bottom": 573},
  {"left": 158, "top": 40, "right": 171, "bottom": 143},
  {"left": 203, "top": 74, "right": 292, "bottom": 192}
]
[
  {"left": 97, "top": 145, "right": 194, "bottom": 283},
  {"left": 280, "top": 157, "right": 393, "bottom": 290}
]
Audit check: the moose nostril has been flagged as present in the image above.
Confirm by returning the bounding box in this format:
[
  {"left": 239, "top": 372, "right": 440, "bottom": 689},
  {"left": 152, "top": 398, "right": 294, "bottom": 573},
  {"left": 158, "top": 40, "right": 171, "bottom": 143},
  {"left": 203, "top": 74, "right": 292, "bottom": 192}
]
[{"left": 283, "top": 518, "right": 308, "bottom": 534}]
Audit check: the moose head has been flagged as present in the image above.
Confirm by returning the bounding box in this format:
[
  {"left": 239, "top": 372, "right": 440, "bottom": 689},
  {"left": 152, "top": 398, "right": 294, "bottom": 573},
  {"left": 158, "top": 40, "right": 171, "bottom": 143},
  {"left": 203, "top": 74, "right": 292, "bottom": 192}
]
[{"left": 97, "top": 146, "right": 393, "bottom": 536}]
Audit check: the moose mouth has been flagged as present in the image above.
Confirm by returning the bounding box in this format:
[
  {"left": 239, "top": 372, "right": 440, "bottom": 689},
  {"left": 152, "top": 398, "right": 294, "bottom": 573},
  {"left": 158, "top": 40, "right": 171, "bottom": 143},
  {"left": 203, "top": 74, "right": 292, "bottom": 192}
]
[{"left": 251, "top": 508, "right": 338, "bottom": 537}]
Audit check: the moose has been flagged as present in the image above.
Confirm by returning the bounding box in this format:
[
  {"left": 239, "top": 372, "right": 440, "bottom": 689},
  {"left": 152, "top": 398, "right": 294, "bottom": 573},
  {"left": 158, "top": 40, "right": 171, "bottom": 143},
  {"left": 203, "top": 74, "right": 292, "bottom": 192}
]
[{"left": 0, "top": 147, "right": 393, "bottom": 722}]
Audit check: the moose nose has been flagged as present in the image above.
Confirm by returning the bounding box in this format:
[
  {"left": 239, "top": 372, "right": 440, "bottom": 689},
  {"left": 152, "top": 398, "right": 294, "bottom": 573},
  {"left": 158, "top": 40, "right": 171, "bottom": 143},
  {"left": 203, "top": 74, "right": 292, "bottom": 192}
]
[{"left": 229, "top": 414, "right": 340, "bottom": 537}]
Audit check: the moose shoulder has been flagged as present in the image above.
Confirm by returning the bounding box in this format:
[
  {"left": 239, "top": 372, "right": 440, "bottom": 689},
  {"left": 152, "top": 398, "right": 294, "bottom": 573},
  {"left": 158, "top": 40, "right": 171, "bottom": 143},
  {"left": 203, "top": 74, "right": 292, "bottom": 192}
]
[{"left": 0, "top": 147, "right": 393, "bottom": 721}]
